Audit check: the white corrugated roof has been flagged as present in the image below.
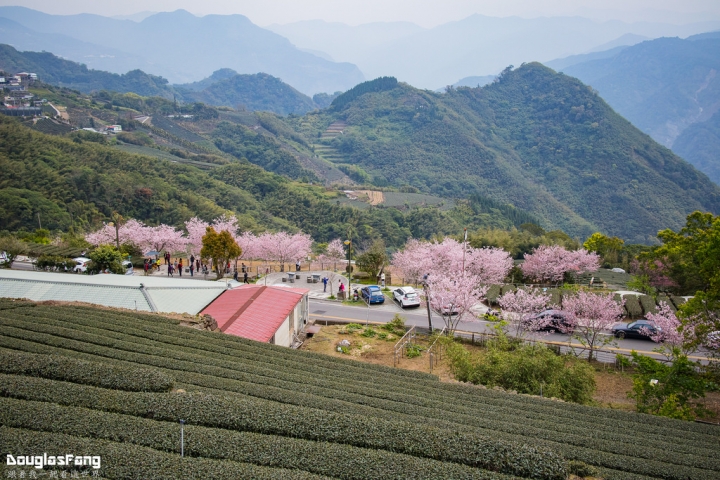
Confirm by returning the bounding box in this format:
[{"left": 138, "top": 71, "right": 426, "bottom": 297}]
[{"left": 0, "top": 270, "right": 226, "bottom": 315}]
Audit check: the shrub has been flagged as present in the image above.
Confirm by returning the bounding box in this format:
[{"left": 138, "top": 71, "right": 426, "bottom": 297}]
[
  {"left": 624, "top": 295, "right": 643, "bottom": 318},
  {"left": 360, "top": 327, "right": 377, "bottom": 338},
  {"left": 639, "top": 295, "right": 657, "bottom": 315},
  {"left": 445, "top": 335, "right": 596, "bottom": 404}
]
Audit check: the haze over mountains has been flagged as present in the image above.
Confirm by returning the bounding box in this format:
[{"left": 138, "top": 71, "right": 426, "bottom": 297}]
[
  {"left": 268, "top": 15, "right": 720, "bottom": 89},
  {"left": 0, "top": 7, "right": 363, "bottom": 96}
]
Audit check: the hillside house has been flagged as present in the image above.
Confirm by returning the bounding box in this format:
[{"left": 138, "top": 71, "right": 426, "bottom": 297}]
[{"left": 201, "top": 284, "right": 310, "bottom": 347}]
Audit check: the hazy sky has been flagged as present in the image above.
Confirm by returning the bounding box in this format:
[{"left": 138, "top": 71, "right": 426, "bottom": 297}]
[{"left": 3, "top": 0, "right": 720, "bottom": 27}]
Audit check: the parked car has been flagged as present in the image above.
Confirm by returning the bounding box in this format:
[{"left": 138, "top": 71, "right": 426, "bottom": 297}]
[
  {"left": 612, "top": 320, "right": 661, "bottom": 341},
  {"left": 527, "top": 309, "right": 574, "bottom": 333},
  {"left": 529, "top": 309, "right": 574, "bottom": 333},
  {"left": 360, "top": 285, "right": 385, "bottom": 304},
  {"left": 393, "top": 286, "right": 420, "bottom": 308},
  {"left": 72, "top": 257, "right": 92, "bottom": 273}
]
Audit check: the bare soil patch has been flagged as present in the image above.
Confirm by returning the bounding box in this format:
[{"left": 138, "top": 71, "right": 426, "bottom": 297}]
[{"left": 356, "top": 190, "right": 385, "bottom": 205}]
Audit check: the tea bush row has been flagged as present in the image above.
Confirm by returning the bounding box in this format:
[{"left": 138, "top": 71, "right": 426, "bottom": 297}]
[
  {"left": 11, "top": 305, "right": 437, "bottom": 382},
  {"left": 2, "top": 318, "right": 716, "bottom": 461},
  {"left": 3, "top": 316, "right": 716, "bottom": 454},
  {"left": 0, "top": 426, "right": 324, "bottom": 480},
  {"left": 0, "top": 397, "right": 514, "bottom": 480},
  {"left": 0, "top": 350, "right": 173, "bottom": 392},
  {"left": 0, "top": 374, "right": 568, "bottom": 480}
]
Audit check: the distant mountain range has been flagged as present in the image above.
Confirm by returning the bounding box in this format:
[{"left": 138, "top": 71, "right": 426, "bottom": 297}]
[
  {"left": 268, "top": 15, "right": 720, "bottom": 90},
  {"left": 552, "top": 34, "right": 720, "bottom": 184},
  {"left": 0, "top": 45, "right": 320, "bottom": 115},
  {"left": 0, "top": 7, "right": 364, "bottom": 96}
]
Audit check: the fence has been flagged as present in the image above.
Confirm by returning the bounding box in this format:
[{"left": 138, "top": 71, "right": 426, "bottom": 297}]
[
  {"left": 426, "top": 327, "right": 446, "bottom": 373},
  {"left": 393, "top": 326, "right": 416, "bottom": 367}
]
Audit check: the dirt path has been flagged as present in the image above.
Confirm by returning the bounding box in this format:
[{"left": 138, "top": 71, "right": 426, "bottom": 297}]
[{"left": 357, "top": 190, "right": 384, "bottom": 205}]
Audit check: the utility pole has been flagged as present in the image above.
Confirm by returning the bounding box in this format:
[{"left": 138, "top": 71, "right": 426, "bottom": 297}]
[{"left": 423, "top": 275, "right": 433, "bottom": 333}]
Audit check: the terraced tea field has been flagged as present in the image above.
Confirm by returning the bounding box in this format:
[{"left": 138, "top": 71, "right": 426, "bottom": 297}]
[{"left": 0, "top": 299, "right": 718, "bottom": 479}]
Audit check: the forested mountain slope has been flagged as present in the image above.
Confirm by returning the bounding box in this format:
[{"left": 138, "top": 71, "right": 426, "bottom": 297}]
[
  {"left": 672, "top": 110, "right": 720, "bottom": 185},
  {"left": 560, "top": 36, "right": 720, "bottom": 150},
  {"left": 287, "top": 65, "right": 720, "bottom": 243},
  {"left": 0, "top": 116, "right": 536, "bottom": 247}
]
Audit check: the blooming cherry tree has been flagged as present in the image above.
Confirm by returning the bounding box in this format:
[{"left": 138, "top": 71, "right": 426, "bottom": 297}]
[
  {"left": 521, "top": 245, "right": 600, "bottom": 285},
  {"left": 466, "top": 247, "right": 514, "bottom": 284},
  {"left": 257, "top": 231, "right": 313, "bottom": 272},
  {"left": 497, "top": 289, "right": 554, "bottom": 338},
  {"left": 563, "top": 292, "right": 625, "bottom": 361},
  {"left": 85, "top": 219, "right": 147, "bottom": 248},
  {"left": 424, "top": 272, "right": 488, "bottom": 335},
  {"left": 391, "top": 239, "right": 433, "bottom": 284},
  {"left": 142, "top": 224, "right": 187, "bottom": 256},
  {"left": 318, "top": 238, "right": 346, "bottom": 270}
]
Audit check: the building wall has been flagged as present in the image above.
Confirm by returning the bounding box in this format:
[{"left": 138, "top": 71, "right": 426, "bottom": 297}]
[{"left": 273, "top": 316, "right": 291, "bottom": 347}]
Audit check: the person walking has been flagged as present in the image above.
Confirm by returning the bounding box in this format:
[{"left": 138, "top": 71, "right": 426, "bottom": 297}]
[
  {"left": 168, "top": 263, "right": 173, "bottom": 277},
  {"left": 190, "top": 255, "right": 195, "bottom": 269},
  {"left": 196, "top": 259, "right": 200, "bottom": 272},
  {"left": 322, "top": 276, "right": 328, "bottom": 292},
  {"left": 189, "top": 262, "right": 194, "bottom": 277},
  {"left": 178, "top": 259, "right": 183, "bottom": 277},
  {"left": 243, "top": 271, "right": 249, "bottom": 284},
  {"left": 241, "top": 263, "right": 246, "bottom": 273},
  {"left": 233, "top": 269, "right": 238, "bottom": 282},
  {"left": 143, "top": 259, "right": 149, "bottom": 275}
]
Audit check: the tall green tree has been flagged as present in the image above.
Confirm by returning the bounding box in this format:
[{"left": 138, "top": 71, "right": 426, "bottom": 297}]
[
  {"left": 201, "top": 227, "right": 241, "bottom": 280},
  {"left": 355, "top": 239, "right": 388, "bottom": 279}
]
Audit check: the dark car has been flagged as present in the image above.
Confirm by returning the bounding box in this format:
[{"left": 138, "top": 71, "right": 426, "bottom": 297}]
[
  {"left": 361, "top": 285, "right": 385, "bottom": 304},
  {"left": 528, "top": 309, "right": 574, "bottom": 333},
  {"left": 612, "top": 320, "right": 661, "bottom": 341}
]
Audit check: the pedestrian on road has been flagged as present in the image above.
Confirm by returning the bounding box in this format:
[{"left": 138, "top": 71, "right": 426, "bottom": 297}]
[
  {"left": 189, "top": 263, "right": 194, "bottom": 277},
  {"left": 196, "top": 259, "right": 200, "bottom": 272},
  {"left": 322, "top": 276, "right": 328, "bottom": 292},
  {"left": 243, "top": 271, "right": 249, "bottom": 284},
  {"left": 190, "top": 255, "right": 195, "bottom": 268},
  {"left": 178, "top": 259, "right": 183, "bottom": 277},
  {"left": 168, "top": 264, "right": 173, "bottom": 277},
  {"left": 233, "top": 270, "right": 238, "bottom": 282},
  {"left": 241, "top": 263, "right": 246, "bottom": 273}
]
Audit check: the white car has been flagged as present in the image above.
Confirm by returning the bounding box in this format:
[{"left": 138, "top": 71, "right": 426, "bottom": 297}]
[
  {"left": 393, "top": 286, "right": 421, "bottom": 308},
  {"left": 72, "top": 257, "right": 91, "bottom": 273}
]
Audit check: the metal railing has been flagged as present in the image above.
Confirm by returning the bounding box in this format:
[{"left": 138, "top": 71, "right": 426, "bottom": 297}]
[{"left": 393, "top": 325, "right": 416, "bottom": 367}]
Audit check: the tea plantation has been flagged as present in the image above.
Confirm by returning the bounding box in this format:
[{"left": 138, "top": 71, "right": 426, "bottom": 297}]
[{"left": 0, "top": 299, "right": 718, "bottom": 479}]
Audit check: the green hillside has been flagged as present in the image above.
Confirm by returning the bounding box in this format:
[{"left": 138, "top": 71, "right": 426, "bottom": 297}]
[
  {"left": 179, "top": 72, "right": 318, "bottom": 115},
  {"left": 0, "top": 116, "right": 535, "bottom": 247},
  {"left": 673, "top": 110, "right": 720, "bottom": 185},
  {"left": 286, "top": 66, "right": 720, "bottom": 243},
  {"left": 1, "top": 300, "right": 719, "bottom": 479},
  {"left": 0, "top": 44, "right": 174, "bottom": 98}
]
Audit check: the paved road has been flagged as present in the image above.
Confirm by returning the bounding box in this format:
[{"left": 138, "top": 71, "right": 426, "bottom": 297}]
[{"left": 308, "top": 298, "right": 712, "bottom": 362}]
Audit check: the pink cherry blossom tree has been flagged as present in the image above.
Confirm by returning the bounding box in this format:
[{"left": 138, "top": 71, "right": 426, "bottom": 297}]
[
  {"left": 424, "top": 272, "right": 488, "bottom": 335},
  {"left": 497, "top": 288, "right": 555, "bottom": 338},
  {"left": 521, "top": 245, "right": 600, "bottom": 285},
  {"left": 563, "top": 292, "right": 625, "bottom": 361},
  {"left": 184, "top": 217, "right": 210, "bottom": 257},
  {"left": 318, "top": 238, "right": 346, "bottom": 270},
  {"left": 466, "top": 247, "right": 514, "bottom": 284},
  {"left": 257, "top": 231, "right": 313, "bottom": 272},
  {"left": 142, "top": 224, "right": 188, "bottom": 256},
  {"left": 85, "top": 219, "right": 147, "bottom": 248},
  {"left": 391, "top": 239, "right": 433, "bottom": 284}
]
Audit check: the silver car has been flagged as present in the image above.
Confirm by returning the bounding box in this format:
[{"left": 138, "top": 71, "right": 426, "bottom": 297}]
[{"left": 393, "top": 286, "right": 421, "bottom": 308}]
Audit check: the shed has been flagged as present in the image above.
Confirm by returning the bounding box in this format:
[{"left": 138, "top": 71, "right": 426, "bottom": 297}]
[{"left": 201, "top": 284, "right": 309, "bottom": 347}]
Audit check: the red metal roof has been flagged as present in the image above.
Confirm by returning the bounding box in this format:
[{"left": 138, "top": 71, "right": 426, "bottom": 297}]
[{"left": 201, "top": 285, "right": 308, "bottom": 342}]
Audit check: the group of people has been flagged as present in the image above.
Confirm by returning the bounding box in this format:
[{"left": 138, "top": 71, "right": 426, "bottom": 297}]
[{"left": 159, "top": 252, "right": 208, "bottom": 277}]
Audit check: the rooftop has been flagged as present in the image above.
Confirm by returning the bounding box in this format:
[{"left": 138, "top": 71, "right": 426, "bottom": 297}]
[
  {"left": 0, "top": 270, "right": 227, "bottom": 315},
  {"left": 201, "top": 284, "right": 308, "bottom": 342}
]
